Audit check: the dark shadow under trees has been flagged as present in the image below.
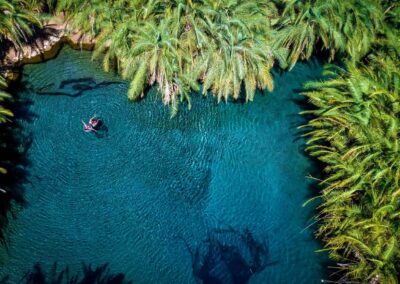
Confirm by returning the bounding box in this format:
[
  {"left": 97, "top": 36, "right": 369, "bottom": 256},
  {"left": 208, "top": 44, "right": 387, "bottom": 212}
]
[{"left": 0, "top": 262, "right": 132, "bottom": 284}]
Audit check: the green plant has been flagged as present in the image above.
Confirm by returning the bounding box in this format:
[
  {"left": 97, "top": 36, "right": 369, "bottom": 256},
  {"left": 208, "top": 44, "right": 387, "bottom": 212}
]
[
  {"left": 274, "top": 0, "right": 383, "bottom": 68},
  {"left": 0, "top": 0, "right": 41, "bottom": 47},
  {"left": 0, "top": 76, "right": 13, "bottom": 174},
  {"left": 302, "top": 59, "right": 400, "bottom": 283},
  {"left": 59, "top": 0, "right": 284, "bottom": 115}
]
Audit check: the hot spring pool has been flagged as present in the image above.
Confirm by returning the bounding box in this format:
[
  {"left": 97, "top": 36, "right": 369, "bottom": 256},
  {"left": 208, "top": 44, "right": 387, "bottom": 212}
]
[{"left": 0, "top": 47, "right": 326, "bottom": 283}]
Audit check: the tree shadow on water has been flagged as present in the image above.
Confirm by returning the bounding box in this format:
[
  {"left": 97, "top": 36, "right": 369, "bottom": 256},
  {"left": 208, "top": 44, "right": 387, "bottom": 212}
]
[
  {"left": 0, "top": 86, "right": 36, "bottom": 244},
  {"left": 0, "top": 262, "right": 132, "bottom": 284},
  {"left": 34, "top": 77, "right": 124, "bottom": 98},
  {"left": 181, "top": 227, "right": 274, "bottom": 284}
]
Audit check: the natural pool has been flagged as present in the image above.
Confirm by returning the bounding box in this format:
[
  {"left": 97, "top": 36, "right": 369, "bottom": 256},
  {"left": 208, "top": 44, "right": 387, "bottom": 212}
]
[{"left": 0, "top": 47, "right": 326, "bottom": 283}]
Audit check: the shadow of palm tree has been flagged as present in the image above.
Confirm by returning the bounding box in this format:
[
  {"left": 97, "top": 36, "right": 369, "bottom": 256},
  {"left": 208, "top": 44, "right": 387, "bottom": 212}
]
[
  {"left": 36, "top": 78, "right": 124, "bottom": 98},
  {"left": 1, "top": 262, "right": 132, "bottom": 284},
  {"left": 180, "top": 227, "right": 272, "bottom": 284}
]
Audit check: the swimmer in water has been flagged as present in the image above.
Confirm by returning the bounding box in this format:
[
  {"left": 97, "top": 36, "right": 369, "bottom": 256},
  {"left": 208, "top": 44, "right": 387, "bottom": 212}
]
[
  {"left": 82, "top": 120, "right": 96, "bottom": 132},
  {"left": 89, "top": 114, "right": 100, "bottom": 129}
]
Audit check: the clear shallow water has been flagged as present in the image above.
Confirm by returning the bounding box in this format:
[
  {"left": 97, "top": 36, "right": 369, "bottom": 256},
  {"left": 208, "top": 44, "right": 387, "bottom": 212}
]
[{"left": 0, "top": 47, "right": 326, "bottom": 283}]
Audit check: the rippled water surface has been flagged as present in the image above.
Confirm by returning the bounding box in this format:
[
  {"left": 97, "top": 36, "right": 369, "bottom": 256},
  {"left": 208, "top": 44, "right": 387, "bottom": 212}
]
[{"left": 0, "top": 47, "right": 326, "bottom": 283}]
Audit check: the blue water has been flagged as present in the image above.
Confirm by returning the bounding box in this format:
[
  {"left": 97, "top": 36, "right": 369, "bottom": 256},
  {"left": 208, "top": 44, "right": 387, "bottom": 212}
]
[{"left": 0, "top": 47, "right": 326, "bottom": 283}]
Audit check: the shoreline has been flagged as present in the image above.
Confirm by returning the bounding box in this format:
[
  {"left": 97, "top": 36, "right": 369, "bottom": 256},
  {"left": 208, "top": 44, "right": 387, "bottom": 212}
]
[{"left": 0, "top": 15, "right": 96, "bottom": 82}]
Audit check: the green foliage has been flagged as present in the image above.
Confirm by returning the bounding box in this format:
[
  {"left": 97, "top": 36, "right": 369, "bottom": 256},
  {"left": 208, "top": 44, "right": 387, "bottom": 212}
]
[
  {"left": 0, "top": 0, "right": 34, "bottom": 175},
  {"left": 302, "top": 57, "right": 400, "bottom": 283},
  {"left": 299, "top": 1, "right": 400, "bottom": 282},
  {"left": 59, "top": 0, "right": 282, "bottom": 113},
  {"left": 57, "top": 0, "right": 394, "bottom": 112},
  {"left": 0, "top": 76, "right": 13, "bottom": 175},
  {"left": 275, "top": 0, "right": 384, "bottom": 67},
  {"left": 0, "top": 0, "right": 41, "bottom": 47}
]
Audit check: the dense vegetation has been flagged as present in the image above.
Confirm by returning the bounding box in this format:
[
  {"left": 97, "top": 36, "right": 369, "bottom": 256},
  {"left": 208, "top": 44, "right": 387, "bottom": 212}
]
[
  {"left": 0, "top": 0, "right": 399, "bottom": 283},
  {"left": 0, "top": 76, "right": 13, "bottom": 174},
  {"left": 56, "top": 0, "right": 286, "bottom": 115},
  {"left": 303, "top": 58, "right": 400, "bottom": 283},
  {"left": 0, "top": 0, "right": 40, "bottom": 173},
  {"left": 301, "top": 1, "right": 400, "bottom": 282}
]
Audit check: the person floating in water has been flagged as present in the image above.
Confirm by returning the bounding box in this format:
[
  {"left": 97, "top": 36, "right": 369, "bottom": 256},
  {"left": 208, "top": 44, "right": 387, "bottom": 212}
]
[
  {"left": 82, "top": 120, "right": 96, "bottom": 132},
  {"left": 82, "top": 115, "right": 102, "bottom": 132},
  {"left": 89, "top": 114, "right": 100, "bottom": 129}
]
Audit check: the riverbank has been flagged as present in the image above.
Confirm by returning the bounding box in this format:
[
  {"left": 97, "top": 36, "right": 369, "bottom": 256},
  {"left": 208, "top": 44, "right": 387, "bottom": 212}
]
[{"left": 0, "top": 15, "right": 96, "bottom": 81}]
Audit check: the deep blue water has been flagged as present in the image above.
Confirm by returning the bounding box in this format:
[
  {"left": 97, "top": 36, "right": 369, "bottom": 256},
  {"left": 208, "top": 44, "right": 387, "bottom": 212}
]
[{"left": 0, "top": 47, "right": 326, "bottom": 283}]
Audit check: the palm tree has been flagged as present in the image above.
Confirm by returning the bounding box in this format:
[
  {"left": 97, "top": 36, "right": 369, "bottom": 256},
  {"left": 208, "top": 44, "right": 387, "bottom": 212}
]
[
  {"left": 25, "top": 0, "right": 57, "bottom": 14},
  {"left": 60, "top": 0, "right": 286, "bottom": 113},
  {"left": 274, "top": 0, "right": 384, "bottom": 68},
  {"left": 302, "top": 58, "right": 400, "bottom": 283},
  {"left": 0, "top": 77, "right": 13, "bottom": 124},
  {"left": 195, "top": 0, "right": 284, "bottom": 102},
  {"left": 0, "top": 0, "right": 41, "bottom": 48},
  {"left": 0, "top": 76, "right": 13, "bottom": 174},
  {"left": 121, "top": 19, "right": 190, "bottom": 106}
]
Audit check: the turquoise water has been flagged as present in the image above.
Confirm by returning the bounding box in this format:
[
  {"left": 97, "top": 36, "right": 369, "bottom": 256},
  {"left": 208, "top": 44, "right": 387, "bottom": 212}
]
[{"left": 0, "top": 47, "right": 326, "bottom": 283}]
